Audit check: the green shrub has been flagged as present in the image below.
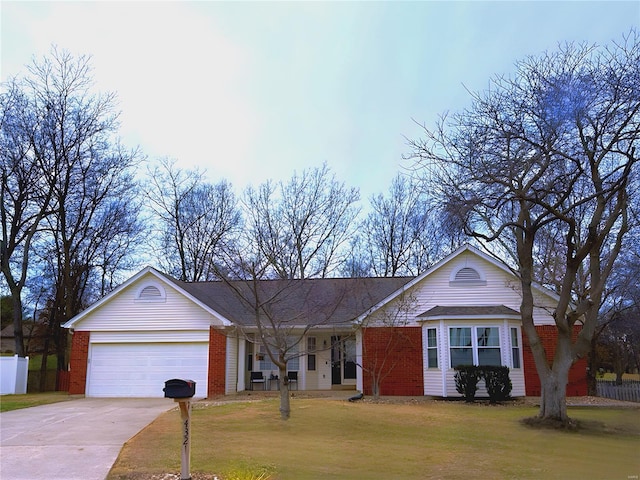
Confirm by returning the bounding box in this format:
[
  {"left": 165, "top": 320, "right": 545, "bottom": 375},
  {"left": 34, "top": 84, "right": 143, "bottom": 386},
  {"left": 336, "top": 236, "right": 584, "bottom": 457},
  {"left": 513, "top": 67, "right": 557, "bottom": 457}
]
[
  {"left": 454, "top": 365, "right": 482, "bottom": 402},
  {"left": 483, "top": 365, "right": 512, "bottom": 403},
  {"left": 454, "top": 365, "right": 512, "bottom": 403}
]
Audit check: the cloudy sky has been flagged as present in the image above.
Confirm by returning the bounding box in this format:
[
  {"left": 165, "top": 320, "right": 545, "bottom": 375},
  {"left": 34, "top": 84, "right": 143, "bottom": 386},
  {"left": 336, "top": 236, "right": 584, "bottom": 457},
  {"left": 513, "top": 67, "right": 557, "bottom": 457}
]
[{"left": 1, "top": 1, "right": 638, "bottom": 200}]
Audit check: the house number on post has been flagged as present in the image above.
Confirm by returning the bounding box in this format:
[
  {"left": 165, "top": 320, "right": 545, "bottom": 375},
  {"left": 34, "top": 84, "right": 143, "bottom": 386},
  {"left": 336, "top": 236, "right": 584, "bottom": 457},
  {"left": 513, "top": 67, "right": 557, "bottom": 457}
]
[
  {"left": 178, "top": 399, "right": 192, "bottom": 480},
  {"left": 163, "top": 379, "right": 196, "bottom": 480}
]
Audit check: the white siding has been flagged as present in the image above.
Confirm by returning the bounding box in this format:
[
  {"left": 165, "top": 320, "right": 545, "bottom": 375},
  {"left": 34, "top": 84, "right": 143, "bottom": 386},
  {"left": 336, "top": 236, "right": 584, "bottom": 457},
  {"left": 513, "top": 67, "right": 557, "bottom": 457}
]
[
  {"left": 74, "top": 273, "right": 219, "bottom": 332},
  {"left": 364, "top": 252, "right": 557, "bottom": 329},
  {"left": 90, "top": 331, "right": 209, "bottom": 343},
  {"left": 226, "top": 335, "right": 238, "bottom": 395}
]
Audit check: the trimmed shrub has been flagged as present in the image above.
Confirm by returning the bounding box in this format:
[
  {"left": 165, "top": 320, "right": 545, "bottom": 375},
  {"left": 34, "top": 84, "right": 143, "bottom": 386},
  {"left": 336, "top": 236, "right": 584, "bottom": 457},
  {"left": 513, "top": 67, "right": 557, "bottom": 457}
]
[
  {"left": 483, "top": 366, "right": 512, "bottom": 403},
  {"left": 454, "top": 365, "right": 482, "bottom": 402},
  {"left": 454, "top": 365, "right": 513, "bottom": 403}
]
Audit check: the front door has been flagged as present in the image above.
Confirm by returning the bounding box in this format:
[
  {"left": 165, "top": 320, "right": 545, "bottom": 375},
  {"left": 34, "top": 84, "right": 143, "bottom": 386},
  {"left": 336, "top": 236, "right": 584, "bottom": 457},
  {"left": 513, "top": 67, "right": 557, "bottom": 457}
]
[{"left": 331, "top": 336, "right": 357, "bottom": 385}]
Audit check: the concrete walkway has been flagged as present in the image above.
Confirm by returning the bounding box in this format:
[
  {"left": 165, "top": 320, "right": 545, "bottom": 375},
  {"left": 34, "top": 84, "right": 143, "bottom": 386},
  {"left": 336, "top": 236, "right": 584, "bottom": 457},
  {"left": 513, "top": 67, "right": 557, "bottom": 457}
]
[{"left": 0, "top": 397, "right": 174, "bottom": 480}]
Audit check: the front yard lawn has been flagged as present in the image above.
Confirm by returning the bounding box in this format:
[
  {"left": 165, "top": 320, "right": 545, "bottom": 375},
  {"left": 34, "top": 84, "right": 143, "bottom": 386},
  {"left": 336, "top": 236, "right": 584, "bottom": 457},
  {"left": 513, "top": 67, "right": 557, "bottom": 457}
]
[
  {"left": 108, "top": 398, "right": 640, "bottom": 480},
  {"left": 0, "top": 392, "right": 73, "bottom": 412}
]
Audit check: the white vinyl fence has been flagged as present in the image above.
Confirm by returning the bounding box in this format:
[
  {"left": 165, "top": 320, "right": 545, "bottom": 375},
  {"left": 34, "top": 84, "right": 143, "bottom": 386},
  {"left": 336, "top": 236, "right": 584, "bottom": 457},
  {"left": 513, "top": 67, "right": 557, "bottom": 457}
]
[
  {"left": 0, "top": 355, "right": 29, "bottom": 395},
  {"left": 596, "top": 380, "right": 640, "bottom": 403}
]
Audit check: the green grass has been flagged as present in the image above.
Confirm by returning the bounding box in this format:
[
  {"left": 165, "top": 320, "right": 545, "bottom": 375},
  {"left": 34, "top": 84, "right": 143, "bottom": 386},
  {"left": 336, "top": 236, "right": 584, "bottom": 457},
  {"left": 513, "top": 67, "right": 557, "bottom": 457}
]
[
  {"left": 28, "top": 354, "right": 57, "bottom": 370},
  {"left": 108, "top": 399, "right": 640, "bottom": 480},
  {"left": 598, "top": 372, "right": 640, "bottom": 381},
  {"left": 0, "top": 392, "right": 73, "bottom": 412}
]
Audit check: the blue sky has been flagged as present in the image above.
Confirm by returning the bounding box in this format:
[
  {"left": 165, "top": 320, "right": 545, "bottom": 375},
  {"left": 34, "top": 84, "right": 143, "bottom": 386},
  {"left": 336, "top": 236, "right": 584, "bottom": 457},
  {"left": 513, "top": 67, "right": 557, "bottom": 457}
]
[{"left": 1, "top": 1, "right": 638, "bottom": 201}]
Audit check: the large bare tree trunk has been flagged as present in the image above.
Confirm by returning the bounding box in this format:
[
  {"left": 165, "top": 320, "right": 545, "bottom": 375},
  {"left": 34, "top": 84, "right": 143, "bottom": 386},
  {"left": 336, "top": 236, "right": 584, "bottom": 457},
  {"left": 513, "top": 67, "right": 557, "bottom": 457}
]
[{"left": 538, "top": 333, "right": 574, "bottom": 422}]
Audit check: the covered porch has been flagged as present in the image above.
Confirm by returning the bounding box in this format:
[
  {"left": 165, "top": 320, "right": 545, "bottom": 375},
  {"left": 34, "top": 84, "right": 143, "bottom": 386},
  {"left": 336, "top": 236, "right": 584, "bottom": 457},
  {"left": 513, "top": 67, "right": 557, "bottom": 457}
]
[{"left": 235, "top": 332, "right": 358, "bottom": 392}]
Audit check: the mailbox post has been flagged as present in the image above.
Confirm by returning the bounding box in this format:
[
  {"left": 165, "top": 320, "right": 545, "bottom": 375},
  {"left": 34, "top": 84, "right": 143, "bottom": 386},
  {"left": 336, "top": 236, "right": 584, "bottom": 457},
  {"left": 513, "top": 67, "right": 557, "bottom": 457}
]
[{"left": 164, "top": 379, "right": 196, "bottom": 480}]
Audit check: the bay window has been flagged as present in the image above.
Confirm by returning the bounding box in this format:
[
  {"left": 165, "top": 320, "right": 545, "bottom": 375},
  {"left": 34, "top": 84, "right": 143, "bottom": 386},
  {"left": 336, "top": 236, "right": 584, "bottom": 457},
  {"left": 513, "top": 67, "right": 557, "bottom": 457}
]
[{"left": 449, "top": 326, "right": 503, "bottom": 368}]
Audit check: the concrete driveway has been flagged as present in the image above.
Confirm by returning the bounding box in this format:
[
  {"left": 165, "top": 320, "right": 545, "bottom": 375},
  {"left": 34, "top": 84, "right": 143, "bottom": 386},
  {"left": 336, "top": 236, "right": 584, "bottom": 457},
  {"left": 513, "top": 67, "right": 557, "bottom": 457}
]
[{"left": 0, "top": 397, "right": 175, "bottom": 480}]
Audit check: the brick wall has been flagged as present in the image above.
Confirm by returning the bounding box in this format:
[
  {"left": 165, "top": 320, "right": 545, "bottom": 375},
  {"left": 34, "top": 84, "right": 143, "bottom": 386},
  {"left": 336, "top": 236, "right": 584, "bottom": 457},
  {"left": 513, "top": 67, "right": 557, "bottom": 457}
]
[
  {"left": 208, "top": 327, "right": 227, "bottom": 397},
  {"left": 362, "top": 327, "right": 423, "bottom": 396},
  {"left": 68, "top": 331, "right": 89, "bottom": 395},
  {"left": 522, "top": 325, "right": 588, "bottom": 396}
]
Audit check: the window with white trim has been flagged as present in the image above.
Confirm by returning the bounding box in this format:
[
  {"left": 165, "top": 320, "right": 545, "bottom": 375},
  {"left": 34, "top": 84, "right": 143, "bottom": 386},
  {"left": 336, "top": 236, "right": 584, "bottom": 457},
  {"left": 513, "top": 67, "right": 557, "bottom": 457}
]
[
  {"left": 449, "top": 326, "right": 503, "bottom": 368},
  {"left": 510, "top": 327, "right": 521, "bottom": 369},
  {"left": 259, "top": 341, "right": 300, "bottom": 372},
  {"left": 307, "top": 337, "right": 316, "bottom": 371},
  {"left": 449, "top": 327, "right": 473, "bottom": 366},
  {"left": 477, "top": 327, "right": 501, "bottom": 366},
  {"left": 426, "top": 328, "right": 438, "bottom": 368}
]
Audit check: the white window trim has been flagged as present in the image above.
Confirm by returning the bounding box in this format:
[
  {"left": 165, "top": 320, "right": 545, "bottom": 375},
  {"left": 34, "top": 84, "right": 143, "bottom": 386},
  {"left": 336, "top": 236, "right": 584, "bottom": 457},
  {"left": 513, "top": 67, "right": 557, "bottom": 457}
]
[
  {"left": 426, "top": 327, "right": 439, "bottom": 369},
  {"left": 509, "top": 326, "right": 523, "bottom": 369}
]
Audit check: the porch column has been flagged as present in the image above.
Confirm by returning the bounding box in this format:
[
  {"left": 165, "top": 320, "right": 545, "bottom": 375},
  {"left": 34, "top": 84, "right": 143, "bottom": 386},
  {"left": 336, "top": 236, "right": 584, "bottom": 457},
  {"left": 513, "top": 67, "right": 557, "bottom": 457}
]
[
  {"left": 355, "top": 329, "right": 363, "bottom": 393},
  {"left": 237, "top": 337, "right": 246, "bottom": 392}
]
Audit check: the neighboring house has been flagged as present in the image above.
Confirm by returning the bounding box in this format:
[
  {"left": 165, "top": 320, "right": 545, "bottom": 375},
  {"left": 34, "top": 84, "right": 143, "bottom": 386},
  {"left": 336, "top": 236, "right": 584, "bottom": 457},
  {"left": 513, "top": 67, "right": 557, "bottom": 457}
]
[
  {"left": 0, "top": 322, "right": 47, "bottom": 355},
  {"left": 63, "top": 245, "right": 587, "bottom": 398}
]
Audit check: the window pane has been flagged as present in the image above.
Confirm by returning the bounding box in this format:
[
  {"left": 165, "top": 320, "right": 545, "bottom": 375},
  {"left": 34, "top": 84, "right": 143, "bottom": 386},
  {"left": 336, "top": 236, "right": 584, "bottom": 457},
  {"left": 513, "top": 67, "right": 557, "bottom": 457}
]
[
  {"left": 511, "top": 328, "right": 521, "bottom": 368},
  {"left": 288, "top": 357, "right": 300, "bottom": 371},
  {"left": 478, "top": 348, "right": 501, "bottom": 366},
  {"left": 512, "top": 348, "right": 521, "bottom": 368},
  {"left": 510, "top": 328, "right": 519, "bottom": 347},
  {"left": 307, "top": 337, "right": 316, "bottom": 352},
  {"left": 428, "top": 349, "right": 438, "bottom": 368},
  {"left": 307, "top": 354, "right": 316, "bottom": 371},
  {"left": 427, "top": 328, "right": 437, "bottom": 347},
  {"left": 450, "top": 347, "right": 473, "bottom": 367},
  {"left": 477, "top": 327, "right": 500, "bottom": 346},
  {"left": 450, "top": 328, "right": 471, "bottom": 347}
]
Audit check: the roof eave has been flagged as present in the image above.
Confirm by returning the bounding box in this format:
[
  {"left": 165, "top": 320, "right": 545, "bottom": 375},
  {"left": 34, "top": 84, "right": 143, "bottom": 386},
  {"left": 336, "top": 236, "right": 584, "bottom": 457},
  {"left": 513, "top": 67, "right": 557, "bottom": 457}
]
[{"left": 417, "top": 314, "right": 522, "bottom": 322}]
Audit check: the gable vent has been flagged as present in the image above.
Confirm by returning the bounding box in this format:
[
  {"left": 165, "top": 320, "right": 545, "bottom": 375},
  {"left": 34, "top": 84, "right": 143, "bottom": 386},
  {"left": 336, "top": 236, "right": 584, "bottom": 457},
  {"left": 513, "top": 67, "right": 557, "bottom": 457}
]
[
  {"left": 139, "top": 285, "right": 162, "bottom": 300},
  {"left": 455, "top": 267, "right": 481, "bottom": 281}
]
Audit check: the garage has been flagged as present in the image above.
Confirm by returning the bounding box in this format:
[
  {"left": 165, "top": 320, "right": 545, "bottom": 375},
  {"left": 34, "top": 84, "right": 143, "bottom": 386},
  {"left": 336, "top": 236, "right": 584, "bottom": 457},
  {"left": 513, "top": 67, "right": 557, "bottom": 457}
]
[{"left": 86, "top": 341, "right": 209, "bottom": 398}]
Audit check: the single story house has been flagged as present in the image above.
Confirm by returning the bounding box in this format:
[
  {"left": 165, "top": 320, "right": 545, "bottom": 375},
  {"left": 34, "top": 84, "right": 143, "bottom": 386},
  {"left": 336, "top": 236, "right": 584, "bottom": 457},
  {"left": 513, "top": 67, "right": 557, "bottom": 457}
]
[{"left": 63, "top": 245, "right": 587, "bottom": 398}]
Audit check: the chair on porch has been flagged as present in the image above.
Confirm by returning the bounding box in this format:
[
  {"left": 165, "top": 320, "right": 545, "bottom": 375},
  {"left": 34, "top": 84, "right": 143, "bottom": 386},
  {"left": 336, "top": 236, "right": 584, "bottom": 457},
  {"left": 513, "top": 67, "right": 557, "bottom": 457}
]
[
  {"left": 250, "top": 371, "right": 266, "bottom": 390},
  {"left": 287, "top": 371, "right": 298, "bottom": 390}
]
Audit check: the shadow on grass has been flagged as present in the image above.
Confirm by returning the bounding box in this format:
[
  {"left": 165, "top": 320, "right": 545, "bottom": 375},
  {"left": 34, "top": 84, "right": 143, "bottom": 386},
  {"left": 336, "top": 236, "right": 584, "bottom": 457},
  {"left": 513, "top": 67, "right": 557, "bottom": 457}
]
[{"left": 521, "top": 414, "right": 640, "bottom": 437}]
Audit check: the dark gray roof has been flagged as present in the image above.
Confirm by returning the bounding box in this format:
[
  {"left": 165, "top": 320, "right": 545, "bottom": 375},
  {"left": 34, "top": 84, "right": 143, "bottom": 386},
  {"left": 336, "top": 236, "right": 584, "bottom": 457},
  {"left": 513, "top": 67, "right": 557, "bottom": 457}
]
[
  {"left": 417, "top": 305, "right": 520, "bottom": 318},
  {"left": 177, "top": 277, "right": 414, "bottom": 327}
]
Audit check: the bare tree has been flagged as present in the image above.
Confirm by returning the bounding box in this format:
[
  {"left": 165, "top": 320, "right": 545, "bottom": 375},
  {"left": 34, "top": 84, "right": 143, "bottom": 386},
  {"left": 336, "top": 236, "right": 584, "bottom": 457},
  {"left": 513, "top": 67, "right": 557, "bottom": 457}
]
[
  {"left": 217, "top": 240, "right": 349, "bottom": 420},
  {"left": 360, "top": 174, "right": 461, "bottom": 277},
  {"left": 145, "top": 158, "right": 241, "bottom": 281},
  {"left": 408, "top": 32, "right": 639, "bottom": 423},
  {"left": 2, "top": 47, "right": 145, "bottom": 386},
  {"left": 31, "top": 49, "right": 143, "bottom": 388},
  {"left": 244, "top": 162, "right": 360, "bottom": 279}
]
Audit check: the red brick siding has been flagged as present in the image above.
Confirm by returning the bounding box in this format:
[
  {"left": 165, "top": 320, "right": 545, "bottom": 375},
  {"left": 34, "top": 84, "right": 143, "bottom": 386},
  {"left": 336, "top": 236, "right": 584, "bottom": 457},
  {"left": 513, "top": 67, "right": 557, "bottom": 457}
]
[
  {"left": 68, "top": 331, "right": 89, "bottom": 395},
  {"left": 208, "top": 328, "right": 227, "bottom": 397},
  {"left": 522, "top": 325, "right": 587, "bottom": 396},
  {"left": 362, "top": 327, "right": 423, "bottom": 396}
]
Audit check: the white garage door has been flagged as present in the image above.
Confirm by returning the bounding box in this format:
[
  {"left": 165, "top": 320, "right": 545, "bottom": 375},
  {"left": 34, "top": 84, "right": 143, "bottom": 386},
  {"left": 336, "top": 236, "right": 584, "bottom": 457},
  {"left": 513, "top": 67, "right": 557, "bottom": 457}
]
[{"left": 87, "top": 342, "right": 209, "bottom": 398}]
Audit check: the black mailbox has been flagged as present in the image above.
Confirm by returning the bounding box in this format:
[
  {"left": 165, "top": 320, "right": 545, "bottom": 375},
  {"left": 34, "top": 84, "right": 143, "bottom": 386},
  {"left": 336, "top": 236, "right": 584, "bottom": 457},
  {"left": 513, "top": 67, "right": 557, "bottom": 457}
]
[{"left": 163, "top": 378, "right": 196, "bottom": 398}]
